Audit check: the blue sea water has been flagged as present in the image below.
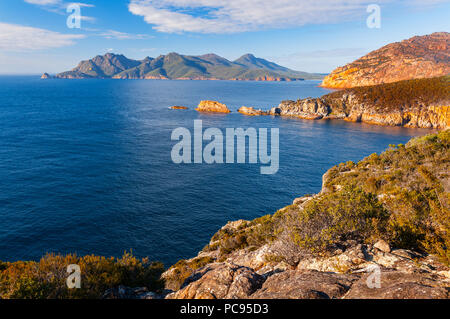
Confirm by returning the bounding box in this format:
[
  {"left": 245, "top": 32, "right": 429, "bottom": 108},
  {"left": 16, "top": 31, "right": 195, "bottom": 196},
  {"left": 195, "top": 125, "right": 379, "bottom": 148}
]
[{"left": 0, "top": 76, "right": 431, "bottom": 266}]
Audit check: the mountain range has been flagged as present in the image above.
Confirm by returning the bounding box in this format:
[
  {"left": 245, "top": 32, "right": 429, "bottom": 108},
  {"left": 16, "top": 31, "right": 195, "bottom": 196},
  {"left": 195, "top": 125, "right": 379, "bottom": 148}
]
[{"left": 49, "top": 53, "right": 324, "bottom": 81}]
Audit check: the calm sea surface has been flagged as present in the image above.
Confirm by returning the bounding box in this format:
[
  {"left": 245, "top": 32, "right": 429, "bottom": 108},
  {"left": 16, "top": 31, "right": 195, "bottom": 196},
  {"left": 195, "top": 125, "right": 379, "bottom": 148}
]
[{"left": 0, "top": 77, "right": 431, "bottom": 266}]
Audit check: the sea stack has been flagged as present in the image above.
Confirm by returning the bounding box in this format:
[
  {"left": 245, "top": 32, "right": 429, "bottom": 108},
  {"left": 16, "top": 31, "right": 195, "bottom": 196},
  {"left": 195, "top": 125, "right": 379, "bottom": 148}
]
[
  {"left": 41, "top": 73, "right": 51, "bottom": 79},
  {"left": 196, "top": 101, "right": 231, "bottom": 113}
]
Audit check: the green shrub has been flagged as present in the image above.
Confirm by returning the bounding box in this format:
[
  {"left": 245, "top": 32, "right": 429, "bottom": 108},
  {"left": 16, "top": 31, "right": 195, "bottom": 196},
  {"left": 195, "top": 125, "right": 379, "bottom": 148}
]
[{"left": 287, "top": 186, "right": 389, "bottom": 254}]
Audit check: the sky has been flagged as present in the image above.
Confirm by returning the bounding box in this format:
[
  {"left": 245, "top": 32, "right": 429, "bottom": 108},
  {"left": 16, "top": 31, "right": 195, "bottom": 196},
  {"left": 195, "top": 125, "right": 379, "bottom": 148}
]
[{"left": 0, "top": 0, "right": 449, "bottom": 74}]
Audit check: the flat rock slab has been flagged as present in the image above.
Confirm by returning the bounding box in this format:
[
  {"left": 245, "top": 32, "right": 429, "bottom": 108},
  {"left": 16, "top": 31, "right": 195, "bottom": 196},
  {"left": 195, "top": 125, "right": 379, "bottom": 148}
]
[
  {"left": 250, "top": 269, "right": 359, "bottom": 299},
  {"left": 344, "top": 271, "right": 449, "bottom": 299}
]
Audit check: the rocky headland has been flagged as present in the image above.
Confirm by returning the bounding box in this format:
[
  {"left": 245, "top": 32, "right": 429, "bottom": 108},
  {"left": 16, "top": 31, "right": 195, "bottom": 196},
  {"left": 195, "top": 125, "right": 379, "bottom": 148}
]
[
  {"left": 270, "top": 76, "right": 449, "bottom": 129},
  {"left": 321, "top": 32, "right": 450, "bottom": 89}
]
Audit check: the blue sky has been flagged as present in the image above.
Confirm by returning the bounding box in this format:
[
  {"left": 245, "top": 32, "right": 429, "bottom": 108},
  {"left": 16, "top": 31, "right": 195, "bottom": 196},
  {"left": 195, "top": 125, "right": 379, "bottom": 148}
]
[{"left": 0, "top": 0, "right": 449, "bottom": 74}]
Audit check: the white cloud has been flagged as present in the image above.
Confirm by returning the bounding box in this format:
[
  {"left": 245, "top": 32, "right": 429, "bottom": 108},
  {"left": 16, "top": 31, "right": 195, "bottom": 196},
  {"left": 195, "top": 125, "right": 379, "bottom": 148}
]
[
  {"left": 24, "top": 0, "right": 96, "bottom": 24},
  {"left": 99, "top": 30, "right": 154, "bottom": 40},
  {"left": 128, "top": 0, "right": 391, "bottom": 34},
  {"left": 128, "top": 0, "right": 450, "bottom": 34},
  {"left": 0, "top": 22, "right": 85, "bottom": 51},
  {"left": 24, "top": 0, "right": 94, "bottom": 6},
  {"left": 24, "top": 0, "right": 61, "bottom": 4}
]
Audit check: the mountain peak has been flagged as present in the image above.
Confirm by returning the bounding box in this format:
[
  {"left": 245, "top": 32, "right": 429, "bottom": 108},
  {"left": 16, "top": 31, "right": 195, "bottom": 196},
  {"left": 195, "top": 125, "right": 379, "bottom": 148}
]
[{"left": 236, "top": 53, "right": 256, "bottom": 61}]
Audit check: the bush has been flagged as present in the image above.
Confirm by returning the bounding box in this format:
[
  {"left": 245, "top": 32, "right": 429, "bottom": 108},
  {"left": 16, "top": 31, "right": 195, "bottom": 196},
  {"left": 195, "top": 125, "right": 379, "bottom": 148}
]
[{"left": 287, "top": 186, "right": 389, "bottom": 254}]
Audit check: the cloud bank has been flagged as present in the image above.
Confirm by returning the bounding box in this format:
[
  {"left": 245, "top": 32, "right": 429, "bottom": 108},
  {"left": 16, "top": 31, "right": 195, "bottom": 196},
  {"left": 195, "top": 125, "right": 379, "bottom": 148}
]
[
  {"left": 128, "top": 0, "right": 450, "bottom": 34},
  {"left": 128, "top": 0, "right": 382, "bottom": 33},
  {"left": 0, "top": 23, "right": 85, "bottom": 51}
]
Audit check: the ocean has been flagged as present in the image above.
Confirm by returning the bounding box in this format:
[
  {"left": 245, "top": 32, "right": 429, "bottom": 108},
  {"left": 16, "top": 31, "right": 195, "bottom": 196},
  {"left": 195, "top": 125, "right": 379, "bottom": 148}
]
[{"left": 0, "top": 76, "right": 431, "bottom": 266}]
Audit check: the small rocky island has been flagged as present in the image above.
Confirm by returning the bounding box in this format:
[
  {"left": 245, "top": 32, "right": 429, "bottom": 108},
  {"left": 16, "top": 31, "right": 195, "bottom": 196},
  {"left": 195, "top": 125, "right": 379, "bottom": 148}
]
[{"left": 196, "top": 100, "right": 231, "bottom": 113}]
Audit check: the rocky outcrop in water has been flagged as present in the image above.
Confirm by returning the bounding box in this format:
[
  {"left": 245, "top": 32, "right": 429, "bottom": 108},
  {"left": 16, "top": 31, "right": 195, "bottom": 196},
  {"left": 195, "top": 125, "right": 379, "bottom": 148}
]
[
  {"left": 321, "top": 32, "right": 450, "bottom": 89},
  {"left": 196, "top": 100, "right": 231, "bottom": 113},
  {"left": 238, "top": 106, "right": 269, "bottom": 116},
  {"left": 169, "top": 106, "right": 189, "bottom": 110}
]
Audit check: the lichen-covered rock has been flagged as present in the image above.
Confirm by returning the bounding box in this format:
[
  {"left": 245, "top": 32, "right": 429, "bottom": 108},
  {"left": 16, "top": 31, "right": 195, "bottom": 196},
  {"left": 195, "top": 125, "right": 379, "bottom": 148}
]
[
  {"left": 196, "top": 101, "right": 231, "bottom": 113},
  {"left": 251, "top": 270, "right": 358, "bottom": 299},
  {"left": 166, "top": 263, "right": 264, "bottom": 299},
  {"left": 344, "top": 271, "right": 449, "bottom": 299},
  {"left": 374, "top": 240, "right": 391, "bottom": 253}
]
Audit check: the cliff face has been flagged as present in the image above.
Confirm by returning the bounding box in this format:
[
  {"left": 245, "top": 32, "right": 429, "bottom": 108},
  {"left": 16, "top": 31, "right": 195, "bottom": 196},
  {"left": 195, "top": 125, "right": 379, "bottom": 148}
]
[
  {"left": 271, "top": 76, "right": 450, "bottom": 129},
  {"left": 157, "top": 131, "right": 450, "bottom": 300},
  {"left": 321, "top": 32, "right": 450, "bottom": 89}
]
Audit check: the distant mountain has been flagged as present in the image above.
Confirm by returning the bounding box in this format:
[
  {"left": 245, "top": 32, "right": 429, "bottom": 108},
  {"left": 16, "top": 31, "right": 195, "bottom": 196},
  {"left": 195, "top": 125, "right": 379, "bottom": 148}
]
[
  {"left": 55, "top": 53, "right": 141, "bottom": 79},
  {"left": 321, "top": 32, "right": 450, "bottom": 88},
  {"left": 51, "top": 52, "right": 324, "bottom": 81}
]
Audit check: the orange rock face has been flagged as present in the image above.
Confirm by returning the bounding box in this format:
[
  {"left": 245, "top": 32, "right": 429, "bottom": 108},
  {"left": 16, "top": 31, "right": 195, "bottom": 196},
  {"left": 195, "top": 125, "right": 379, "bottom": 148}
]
[
  {"left": 196, "top": 101, "right": 231, "bottom": 113},
  {"left": 321, "top": 32, "right": 450, "bottom": 89}
]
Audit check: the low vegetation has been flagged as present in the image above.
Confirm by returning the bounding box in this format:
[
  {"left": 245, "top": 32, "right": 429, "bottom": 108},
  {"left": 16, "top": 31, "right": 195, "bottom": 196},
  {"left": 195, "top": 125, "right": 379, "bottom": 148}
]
[
  {"left": 324, "top": 75, "right": 450, "bottom": 112},
  {"left": 0, "top": 252, "right": 164, "bottom": 299}
]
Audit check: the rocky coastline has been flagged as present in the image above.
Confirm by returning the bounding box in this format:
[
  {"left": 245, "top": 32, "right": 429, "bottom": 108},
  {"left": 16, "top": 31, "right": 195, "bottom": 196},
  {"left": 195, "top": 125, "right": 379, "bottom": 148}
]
[{"left": 108, "top": 130, "right": 450, "bottom": 300}]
